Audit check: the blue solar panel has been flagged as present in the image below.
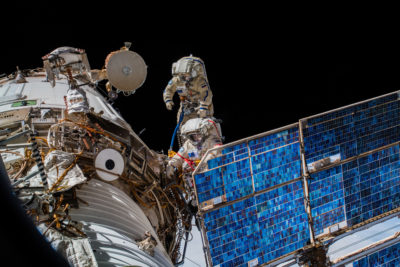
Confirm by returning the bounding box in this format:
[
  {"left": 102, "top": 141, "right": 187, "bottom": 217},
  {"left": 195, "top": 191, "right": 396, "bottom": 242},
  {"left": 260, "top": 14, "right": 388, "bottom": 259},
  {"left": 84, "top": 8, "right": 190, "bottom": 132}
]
[
  {"left": 352, "top": 241, "right": 400, "bottom": 267},
  {"left": 248, "top": 127, "right": 299, "bottom": 156},
  {"left": 309, "top": 165, "right": 346, "bottom": 235},
  {"left": 305, "top": 93, "right": 399, "bottom": 127},
  {"left": 203, "top": 180, "right": 309, "bottom": 267},
  {"left": 195, "top": 159, "right": 253, "bottom": 204},
  {"left": 343, "top": 145, "right": 400, "bottom": 227},
  {"left": 194, "top": 126, "right": 306, "bottom": 266},
  {"left": 303, "top": 92, "right": 400, "bottom": 165},
  {"left": 310, "top": 142, "right": 400, "bottom": 235},
  {"left": 208, "top": 143, "right": 248, "bottom": 169},
  {"left": 197, "top": 126, "right": 301, "bottom": 208},
  {"left": 195, "top": 91, "right": 400, "bottom": 266},
  {"left": 207, "top": 127, "right": 299, "bottom": 170},
  {"left": 309, "top": 144, "right": 400, "bottom": 235},
  {"left": 252, "top": 142, "right": 301, "bottom": 192},
  {"left": 255, "top": 181, "right": 309, "bottom": 263}
]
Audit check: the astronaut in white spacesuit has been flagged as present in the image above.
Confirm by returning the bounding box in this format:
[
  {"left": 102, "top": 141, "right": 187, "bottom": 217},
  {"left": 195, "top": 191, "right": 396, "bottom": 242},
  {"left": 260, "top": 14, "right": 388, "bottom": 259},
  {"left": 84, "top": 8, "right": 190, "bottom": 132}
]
[
  {"left": 163, "top": 56, "right": 214, "bottom": 125},
  {"left": 43, "top": 47, "right": 91, "bottom": 122},
  {"left": 168, "top": 117, "right": 222, "bottom": 190}
]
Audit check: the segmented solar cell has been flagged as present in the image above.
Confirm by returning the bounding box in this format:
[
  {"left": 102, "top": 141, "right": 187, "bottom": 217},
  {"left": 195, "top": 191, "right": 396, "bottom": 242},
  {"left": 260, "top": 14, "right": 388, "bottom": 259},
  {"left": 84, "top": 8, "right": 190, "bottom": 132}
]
[
  {"left": 351, "top": 241, "right": 400, "bottom": 267},
  {"left": 196, "top": 126, "right": 301, "bottom": 206},
  {"left": 309, "top": 143, "right": 400, "bottom": 235},
  {"left": 252, "top": 142, "right": 301, "bottom": 192},
  {"left": 248, "top": 127, "right": 299, "bottom": 156},
  {"left": 303, "top": 92, "right": 400, "bottom": 165},
  {"left": 208, "top": 143, "right": 248, "bottom": 169},
  {"left": 305, "top": 93, "right": 398, "bottom": 127},
  {"left": 343, "top": 144, "right": 400, "bottom": 227},
  {"left": 195, "top": 126, "right": 305, "bottom": 266},
  {"left": 203, "top": 180, "right": 309, "bottom": 267},
  {"left": 195, "top": 91, "right": 400, "bottom": 266},
  {"left": 309, "top": 165, "right": 346, "bottom": 235}
]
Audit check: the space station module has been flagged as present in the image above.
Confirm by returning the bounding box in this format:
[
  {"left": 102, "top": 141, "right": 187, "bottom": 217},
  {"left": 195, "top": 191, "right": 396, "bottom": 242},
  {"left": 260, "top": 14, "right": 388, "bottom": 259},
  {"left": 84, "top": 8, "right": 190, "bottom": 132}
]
[
  {"left": 168, "top": 117, "right": 222, "bottom": 188},
  {"left": 163, "top": 56, "right": 214, "bottom": 125}
]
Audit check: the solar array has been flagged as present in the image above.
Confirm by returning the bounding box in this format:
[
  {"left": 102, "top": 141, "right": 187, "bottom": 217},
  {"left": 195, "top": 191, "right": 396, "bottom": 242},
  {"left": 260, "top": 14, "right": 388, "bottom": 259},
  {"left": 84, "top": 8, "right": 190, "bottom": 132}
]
[
  {"left": 340, "top": 240, "right": 400, "bottom": 267},
  {"left": 193, "top": 91, "right": 400, "bottom": 266},
  {"left": 304, "top": 91, "right": 400, "bottom": 236},
  {"left": 194, "top": 125, "right": 309, "bottom": 267},
  {"left": 196, "top": 126, "right": 301, "bottom": 207},
  {"left": 310, "top": 144, "right": 400, "bottom": 236}
]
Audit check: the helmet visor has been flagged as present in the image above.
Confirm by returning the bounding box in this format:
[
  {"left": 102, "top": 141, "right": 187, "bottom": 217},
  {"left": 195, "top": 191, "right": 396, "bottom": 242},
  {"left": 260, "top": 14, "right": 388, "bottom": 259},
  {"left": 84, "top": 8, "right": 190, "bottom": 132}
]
[
  {"left": 188, "top": 133, "right": 203, "bottom": 144},
  {"left": 179, "top": 73, "right": 191, "bottom": 81}
]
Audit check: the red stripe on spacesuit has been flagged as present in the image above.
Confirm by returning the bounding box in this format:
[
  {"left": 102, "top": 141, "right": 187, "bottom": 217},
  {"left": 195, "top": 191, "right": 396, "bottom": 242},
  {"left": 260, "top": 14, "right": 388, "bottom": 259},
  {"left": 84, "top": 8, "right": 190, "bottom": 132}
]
[
  {"left": 176, "top": 153, "right": 196, "bottom": 171},
  {"left": 208, "top": 119, "right": 222, "bottom": 140}
]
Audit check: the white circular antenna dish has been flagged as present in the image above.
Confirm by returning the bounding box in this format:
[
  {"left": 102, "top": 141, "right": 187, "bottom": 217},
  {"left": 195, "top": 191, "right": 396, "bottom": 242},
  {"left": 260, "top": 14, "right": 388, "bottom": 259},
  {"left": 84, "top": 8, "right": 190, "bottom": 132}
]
[
  {"left": 94, "top": 148, "right": 124, "bottom": 182},
  {"left": 106, "top": 50, "right": 147, "bottom": 92}
]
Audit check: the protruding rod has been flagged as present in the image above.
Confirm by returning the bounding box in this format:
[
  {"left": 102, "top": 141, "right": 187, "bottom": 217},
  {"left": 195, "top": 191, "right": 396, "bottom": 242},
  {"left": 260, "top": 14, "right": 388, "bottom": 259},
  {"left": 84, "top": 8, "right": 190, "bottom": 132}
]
[
  {"left": 29, "top": 132, "right": 47, "bottom": 189},
  {"left": 12, "top": 170, "right": 41, "bottom": 187}
]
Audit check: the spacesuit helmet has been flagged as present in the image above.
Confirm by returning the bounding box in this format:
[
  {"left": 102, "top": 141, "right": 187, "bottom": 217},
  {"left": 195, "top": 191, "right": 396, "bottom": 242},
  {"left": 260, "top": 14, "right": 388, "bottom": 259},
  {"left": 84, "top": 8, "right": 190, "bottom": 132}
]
[
  {"left": 187, "top": 132, "right": 204, "bottom": 145},
  {"left": 180, "top": 118, "right": 210, "bottom": 145},
  {"left": 171, "top": 56, "right": 206, "bottom": 81}
]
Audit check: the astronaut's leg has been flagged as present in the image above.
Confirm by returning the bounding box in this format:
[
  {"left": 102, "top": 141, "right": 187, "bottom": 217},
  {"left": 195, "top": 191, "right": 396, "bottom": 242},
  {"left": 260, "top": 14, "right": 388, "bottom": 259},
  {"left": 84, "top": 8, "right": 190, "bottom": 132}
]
[
  {"left": 208, "top": 104, "right": 214, "bottom": 118},
  {"left": 176, "top": 106, "right": 184, "bottom": 147},
  {"left": 176, "top": 105, "right": 183, "bottom": 125}
]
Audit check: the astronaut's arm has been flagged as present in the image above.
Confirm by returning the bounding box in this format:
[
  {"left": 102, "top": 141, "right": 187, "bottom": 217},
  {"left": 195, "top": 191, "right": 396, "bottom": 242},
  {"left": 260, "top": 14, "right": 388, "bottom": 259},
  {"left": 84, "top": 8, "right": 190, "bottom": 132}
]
[
  {"left": 168, "top": 155, "right": 183, "bottom": 171},
  {"left": 168, "top": 146, "right": 188, "bottom": 171},
  {"left": 163, "top": 79, "right": 177, "bottom": 105},
  {"left": 198, "top": 79, "right": 213, "bottom": 110}
]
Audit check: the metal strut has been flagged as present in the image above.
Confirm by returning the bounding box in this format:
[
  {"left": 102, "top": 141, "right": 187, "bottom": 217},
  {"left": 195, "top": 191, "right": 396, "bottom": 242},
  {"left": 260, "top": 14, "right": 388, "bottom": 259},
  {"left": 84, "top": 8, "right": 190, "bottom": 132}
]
[
  {"left": 29, "top": 132, "right": 48, "bottom": 190},
  {"left": 298, "top": 122, "right": 316, "bottom": 245},
  {"left": 1, "top": 129, "right": 48, "bottom": 189}
]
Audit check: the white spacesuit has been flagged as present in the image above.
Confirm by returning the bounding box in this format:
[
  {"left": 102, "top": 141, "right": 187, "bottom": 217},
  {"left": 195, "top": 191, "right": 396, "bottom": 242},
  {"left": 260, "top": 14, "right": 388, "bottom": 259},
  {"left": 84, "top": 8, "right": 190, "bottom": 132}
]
[
  {"left": 163, "top": 56, "right": 214, "bottom": 125},
  {"left": 66, "top": 87, "right": 89, "bottom": 114},
  {"left": 168, "top": 118, "right": 222, "bottom": 189},
  {"left": 43, "top": 47, "right": 91, "bottom": 122}
]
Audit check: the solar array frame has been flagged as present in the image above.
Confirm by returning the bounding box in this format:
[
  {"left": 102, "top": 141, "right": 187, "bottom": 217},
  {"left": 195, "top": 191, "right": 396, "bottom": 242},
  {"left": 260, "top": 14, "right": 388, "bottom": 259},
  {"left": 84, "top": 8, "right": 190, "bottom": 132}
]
[
  {"left": 302, "top": 91, "right": 400, "bottom": 164},
  {"left": 192, "top": 90, "right": 400, "bottom": 266},
  {"left": 301, "top": 91, "right": 400, "bottom": 237},
  {"left": 193, "top": 124, "right": 311, "bottom": 267}
]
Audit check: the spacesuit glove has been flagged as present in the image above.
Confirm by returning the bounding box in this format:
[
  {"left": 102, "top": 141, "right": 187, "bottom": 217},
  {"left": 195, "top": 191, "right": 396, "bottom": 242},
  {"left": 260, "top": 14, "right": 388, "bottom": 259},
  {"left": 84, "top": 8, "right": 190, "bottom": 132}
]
[
  {"left": 197, "top": 108, "right": 207, "bottom": 118},
  {"left": 165, "top": 101, "right": 174, "bottom": 111},
  {"left": 166, "top": 164, "right": 177, "bottom": 179}
]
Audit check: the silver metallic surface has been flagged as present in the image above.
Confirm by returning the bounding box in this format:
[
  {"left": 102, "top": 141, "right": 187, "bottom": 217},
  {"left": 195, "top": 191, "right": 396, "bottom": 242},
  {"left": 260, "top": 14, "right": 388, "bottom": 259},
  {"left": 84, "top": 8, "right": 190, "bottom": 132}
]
[
  {"left": 106, "top": 50, "right": 147, "bottom": 93},
  {"left": 69, "top": 179, "right": 173, "bottom": 266}
]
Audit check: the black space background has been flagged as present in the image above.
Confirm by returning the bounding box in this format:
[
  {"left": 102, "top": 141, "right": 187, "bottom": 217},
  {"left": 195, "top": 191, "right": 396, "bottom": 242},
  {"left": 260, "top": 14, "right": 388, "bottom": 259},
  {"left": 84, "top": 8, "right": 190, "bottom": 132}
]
[
  {"left": 1, "top": 8, "right": 400, "bottom": 153},
  {"left": 1, "top": 5, "right": 400, "bottom": 266}
]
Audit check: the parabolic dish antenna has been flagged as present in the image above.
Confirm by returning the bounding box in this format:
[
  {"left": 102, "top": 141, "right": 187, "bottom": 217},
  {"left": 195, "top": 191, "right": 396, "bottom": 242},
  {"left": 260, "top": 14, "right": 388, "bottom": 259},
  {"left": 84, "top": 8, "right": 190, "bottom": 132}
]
[{"left": 105, "top": 50, "right": 147, "bottom": 93}]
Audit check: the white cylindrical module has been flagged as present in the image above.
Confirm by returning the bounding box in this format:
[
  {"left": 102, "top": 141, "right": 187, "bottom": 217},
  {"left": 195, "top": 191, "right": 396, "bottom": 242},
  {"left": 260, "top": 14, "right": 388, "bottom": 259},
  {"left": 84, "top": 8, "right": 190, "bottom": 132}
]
[{"left": 69, "top": 179, "right": 173, "bottom": 267}]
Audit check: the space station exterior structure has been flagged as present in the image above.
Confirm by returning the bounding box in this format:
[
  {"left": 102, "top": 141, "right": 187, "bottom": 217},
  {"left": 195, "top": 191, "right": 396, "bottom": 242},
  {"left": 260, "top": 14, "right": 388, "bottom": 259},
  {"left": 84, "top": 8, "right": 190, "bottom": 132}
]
[
  {"left": 0, "top": 45, "right": 187, "bottom": 266},
  {"left": 2, "top": 44, "right": 400, "bottom": 267}
]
